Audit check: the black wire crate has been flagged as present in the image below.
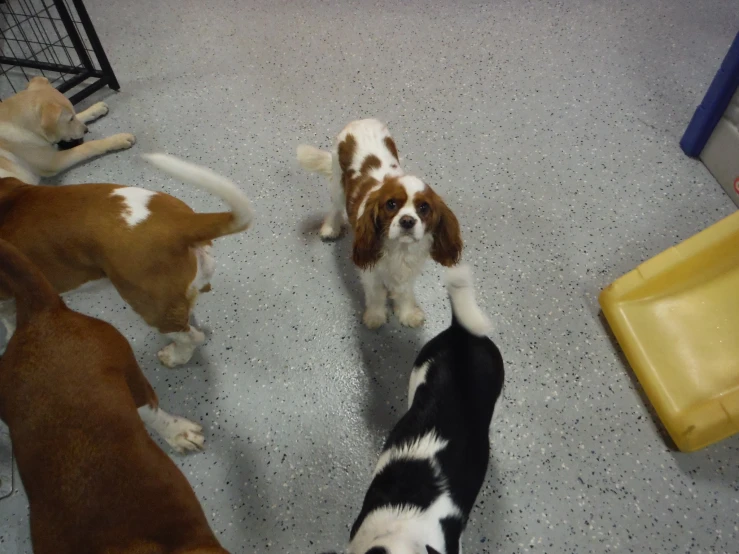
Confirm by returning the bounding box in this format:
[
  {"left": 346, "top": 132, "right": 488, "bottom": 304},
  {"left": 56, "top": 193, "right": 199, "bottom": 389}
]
[{"left": 0, "top": 0, "right": 119, "bottom": 104}]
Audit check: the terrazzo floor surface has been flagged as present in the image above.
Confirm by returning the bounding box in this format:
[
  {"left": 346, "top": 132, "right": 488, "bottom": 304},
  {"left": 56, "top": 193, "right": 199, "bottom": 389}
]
[{"left": 1, "top": 0, "right": 738, "bottom": 552}]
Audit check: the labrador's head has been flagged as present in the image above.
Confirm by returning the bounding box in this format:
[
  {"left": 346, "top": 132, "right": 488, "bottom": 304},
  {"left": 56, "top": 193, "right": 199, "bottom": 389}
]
[{"left": 23, "top": 76, "right": 87, "bottom": 144}]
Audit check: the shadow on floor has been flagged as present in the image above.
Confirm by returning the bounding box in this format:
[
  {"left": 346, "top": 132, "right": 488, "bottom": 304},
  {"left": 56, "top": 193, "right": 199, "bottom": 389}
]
[
  {"left": 301, "top": 209, "right": 425, "bottom": 433},
  {"left": 330, "top": 234, "right": 424, "bottom": 435},
  {"left": 154, "top": 332, "right": 273, "bottom": 550}
]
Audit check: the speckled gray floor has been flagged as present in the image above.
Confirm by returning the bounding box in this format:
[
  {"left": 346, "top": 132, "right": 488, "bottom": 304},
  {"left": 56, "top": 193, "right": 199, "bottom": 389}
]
[{"left": 1, "top": 0, "right": 738, "bottom": 552}]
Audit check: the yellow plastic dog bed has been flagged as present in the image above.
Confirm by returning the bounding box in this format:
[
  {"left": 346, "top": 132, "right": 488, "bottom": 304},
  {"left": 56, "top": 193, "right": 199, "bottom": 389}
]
[{"left": 600, "top": 210, "right": 739, "bottom": 452}]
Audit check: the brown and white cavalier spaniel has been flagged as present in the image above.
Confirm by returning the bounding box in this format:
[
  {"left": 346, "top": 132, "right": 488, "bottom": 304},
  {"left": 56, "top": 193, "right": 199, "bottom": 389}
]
[{"left": 297, "top": 119, "right": 462, "bottom": 329}]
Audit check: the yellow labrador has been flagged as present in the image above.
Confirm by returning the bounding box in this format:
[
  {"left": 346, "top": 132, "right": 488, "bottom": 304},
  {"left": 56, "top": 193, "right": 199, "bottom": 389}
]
[{"left": 0, "top": 76, "right": 135, "bottom": 184}]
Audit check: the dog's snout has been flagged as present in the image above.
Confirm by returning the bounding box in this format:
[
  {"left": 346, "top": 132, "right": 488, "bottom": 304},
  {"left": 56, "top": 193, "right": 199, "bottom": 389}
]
[{"left": 399, "top": 215, "right": 416, "bottom": 230}]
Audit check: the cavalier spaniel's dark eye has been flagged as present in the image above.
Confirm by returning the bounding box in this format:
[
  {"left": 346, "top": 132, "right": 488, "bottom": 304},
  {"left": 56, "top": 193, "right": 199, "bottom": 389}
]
[
  {"left": 417, "top": 202, "right": 430, "bottom": 215},
  {"left": 386, "top": 199, "right": 397, "bottom": 210}
]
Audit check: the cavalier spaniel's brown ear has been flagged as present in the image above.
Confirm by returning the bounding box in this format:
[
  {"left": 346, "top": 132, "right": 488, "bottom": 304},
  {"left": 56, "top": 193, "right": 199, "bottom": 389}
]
[
  {"left": 352, "top": 193, "right": 384, "bottom": 269},
  {"left": 430, "top": 193, "right": 462, "bottom": 267}
]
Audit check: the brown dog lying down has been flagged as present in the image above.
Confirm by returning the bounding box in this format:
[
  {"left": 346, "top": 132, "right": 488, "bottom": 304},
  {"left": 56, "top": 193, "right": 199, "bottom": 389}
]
[{"left": 0, "top": 239, "right": 229, "bottom": 554}]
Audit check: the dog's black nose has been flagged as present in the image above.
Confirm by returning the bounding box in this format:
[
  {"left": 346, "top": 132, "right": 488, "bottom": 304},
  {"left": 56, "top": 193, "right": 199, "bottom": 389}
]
[
  {"left": 399, "top": 215, "right": 416, "bottom": 229},
  {"left": 84, "top": 126, "right": 89, "bottom": 134}
]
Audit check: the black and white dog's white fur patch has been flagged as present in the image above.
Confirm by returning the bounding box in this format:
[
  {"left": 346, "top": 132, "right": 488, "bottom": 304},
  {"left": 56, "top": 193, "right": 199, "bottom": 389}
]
[{"left": 336, "top": 265, "right": 505, "bottom": 554}]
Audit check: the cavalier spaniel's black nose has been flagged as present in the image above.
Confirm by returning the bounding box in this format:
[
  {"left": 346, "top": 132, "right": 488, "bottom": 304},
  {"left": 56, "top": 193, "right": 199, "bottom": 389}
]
[{"left": 399, "top": 215, "right": 416, "bottom": 229}]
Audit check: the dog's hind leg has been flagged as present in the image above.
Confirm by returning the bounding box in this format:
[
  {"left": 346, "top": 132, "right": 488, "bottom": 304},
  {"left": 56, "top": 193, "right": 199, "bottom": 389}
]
[{"left": 109, "top": 252, "right": 205, "bottom": 368}]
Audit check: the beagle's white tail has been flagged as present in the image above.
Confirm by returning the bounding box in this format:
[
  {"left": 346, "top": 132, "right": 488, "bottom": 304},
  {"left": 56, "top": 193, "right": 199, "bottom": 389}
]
[
  {"left": 142, "top": 153, "right": 254, "bottom": 234},
  {"left": 445, "top": 264, "right": 493, "bottom": 337},
  {"left": 142, "top": 153, "right": 254, "bottom": 245},
  {"left": 297, "top": 144, "right": 333, "bottom": 178}
]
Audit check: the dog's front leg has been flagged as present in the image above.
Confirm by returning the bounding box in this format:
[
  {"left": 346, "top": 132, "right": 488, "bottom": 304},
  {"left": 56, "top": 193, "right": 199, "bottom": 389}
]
[
  {"left": 76, "top": 102, "right": 110, "bottom": 124},
  {"left": 39, "top": 134, "right": 136, "bottom": 176},
  {"left": 360, "top": 270, "right": 388, "bottom": 329},
  {"left": 391, "top": 281, "right": 425, "bottom": 328},
  {"left": 158, "top": 326, "right": 206, "bottom": 368}
]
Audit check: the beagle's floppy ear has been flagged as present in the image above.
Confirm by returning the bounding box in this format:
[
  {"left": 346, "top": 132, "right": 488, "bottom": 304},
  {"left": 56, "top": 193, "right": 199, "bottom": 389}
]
[
  {"left": 26, "top": 76, "right": 50, "bottom": 91},
  {"left": 352, "top": 192, "right": 384, "bottom": 269},
  {"left": 430, "top": 191, "right": 462, "bottom": 267},
  {"left": 39, "top": 103, "right": 63, "bottom": 143}
]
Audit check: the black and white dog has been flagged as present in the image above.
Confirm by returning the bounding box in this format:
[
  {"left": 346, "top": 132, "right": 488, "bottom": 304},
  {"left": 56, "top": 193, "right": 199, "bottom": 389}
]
[{"left": 334, "top": 265, "right": 505, "bottom": 554}]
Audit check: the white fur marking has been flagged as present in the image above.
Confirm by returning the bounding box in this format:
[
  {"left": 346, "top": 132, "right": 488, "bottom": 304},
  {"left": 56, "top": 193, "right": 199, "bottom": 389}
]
[
  {"left": 190, "top": 245, "right": 215, "bottom": 293},
  {"left": 445, "top": 265, "right": 493, "bottom": 336},
  {"left": 374, "top": 233, "right": 433, "bottom": 288},
  {"left": 158, "top": 327, "right": 206, "bottom": 368},
  {"left": 373, "top": 430, "right": 449, "bottom": 477},
  {"left": 0, "top": 301, "right": 16, "bottom": 352},
  {"left": 389, "top": 175, "right": 428, "bottom": 241},
  {"left": 137, "top": 405, "right": 204, "bottom": 453},
  {"left": 348, "top": 493, "right": 462, "bottom": 554},
  {"left": 399, "top": 175, "right": 426, "bottom": 196},
  {"left": 408, "top": 360, "right": 431, "bottom": 409},
  {"left": 356, "top": 182, "right": 383, "bottom": 219},
  {"left": 111, "top": 187, "right": 156, "bottom": 227}
]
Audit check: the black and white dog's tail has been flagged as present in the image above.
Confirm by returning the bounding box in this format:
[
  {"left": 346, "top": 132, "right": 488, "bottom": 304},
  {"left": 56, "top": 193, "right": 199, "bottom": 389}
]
[{"left": 444, "top": 264, "right": 493, "bottom": 337}]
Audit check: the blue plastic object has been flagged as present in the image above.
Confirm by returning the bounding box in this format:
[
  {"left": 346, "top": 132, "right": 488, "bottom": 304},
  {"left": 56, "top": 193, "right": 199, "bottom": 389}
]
[{"left": 680, "top": 32, "right": 739, "bottom": 157}]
